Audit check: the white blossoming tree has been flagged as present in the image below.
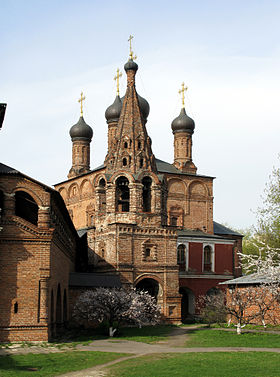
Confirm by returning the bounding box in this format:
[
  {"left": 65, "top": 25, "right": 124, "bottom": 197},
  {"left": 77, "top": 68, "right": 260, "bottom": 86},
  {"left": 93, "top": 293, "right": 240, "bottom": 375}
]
[{"left": 73, "top": 287, "right": 160, "bottom": 336}]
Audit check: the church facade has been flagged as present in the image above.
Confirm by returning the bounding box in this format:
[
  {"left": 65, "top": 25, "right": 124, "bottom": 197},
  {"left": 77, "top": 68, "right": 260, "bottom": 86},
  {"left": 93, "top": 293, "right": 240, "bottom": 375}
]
[
  {"left": 0, "top": 49, "right": 242, "bottom": 342},
  {"left": 55, "top": 56, "right": 242, "bottom": 323}
]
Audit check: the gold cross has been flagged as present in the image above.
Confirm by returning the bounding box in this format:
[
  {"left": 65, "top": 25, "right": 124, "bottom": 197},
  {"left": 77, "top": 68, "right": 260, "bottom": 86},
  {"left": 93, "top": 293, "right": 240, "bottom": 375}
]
[
  {"left": 78, "top": 91, "right": 86, "bottom": 116},
  {"left": 128, "top": 34, "right": 137, "bottom": 60},
  {"left": 114, "top": 68, "right": 122, "bottom": 96},
  {"left": 178, "top": 82, "right": 188, "bottom": 107}
]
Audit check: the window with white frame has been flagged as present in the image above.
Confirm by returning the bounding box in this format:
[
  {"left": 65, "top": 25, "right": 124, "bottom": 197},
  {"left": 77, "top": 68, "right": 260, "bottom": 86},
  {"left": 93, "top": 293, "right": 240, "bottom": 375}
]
[{"left": 203, "top": 244, "right": 214, "bottom": 272}]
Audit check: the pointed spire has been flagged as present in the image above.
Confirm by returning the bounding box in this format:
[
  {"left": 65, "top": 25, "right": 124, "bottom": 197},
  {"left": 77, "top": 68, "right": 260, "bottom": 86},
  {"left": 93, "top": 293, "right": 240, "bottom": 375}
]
[{"left": 105, "top": 50, "right": 156, "bottom": 174}]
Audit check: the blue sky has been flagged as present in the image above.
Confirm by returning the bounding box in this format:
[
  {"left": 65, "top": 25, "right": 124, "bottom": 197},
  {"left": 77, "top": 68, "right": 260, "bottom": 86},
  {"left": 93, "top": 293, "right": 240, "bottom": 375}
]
[{"left": 1, "top": 0, "right": 279, "bottom": 229}]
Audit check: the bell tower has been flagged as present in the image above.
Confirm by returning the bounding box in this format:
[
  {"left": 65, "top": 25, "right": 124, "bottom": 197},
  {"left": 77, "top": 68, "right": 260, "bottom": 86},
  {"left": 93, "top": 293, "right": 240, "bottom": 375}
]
[
  {"left": 68, "top": 92, "right": 93, "bottom": 179},
  {"left": 105, "top": 36, "right": 156, "bottom": 174}
]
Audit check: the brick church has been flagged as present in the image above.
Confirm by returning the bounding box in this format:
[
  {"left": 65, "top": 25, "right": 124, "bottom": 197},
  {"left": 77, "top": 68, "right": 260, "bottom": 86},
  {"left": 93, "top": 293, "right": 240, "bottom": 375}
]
[{"left": 0, "top": 47, "right": 242, "bottom": 341}]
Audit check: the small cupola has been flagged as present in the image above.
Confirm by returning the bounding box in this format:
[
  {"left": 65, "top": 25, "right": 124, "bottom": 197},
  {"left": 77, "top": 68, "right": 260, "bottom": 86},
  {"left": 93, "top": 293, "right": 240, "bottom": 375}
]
[
  {"left": 70, "top": 91, "right": 93, "bottom": 141},
  {"left": 69, "top": 116, "right": 93, "bottom": 141},
  {"left": 105, "top": 95, "right": 122, "bottom": 123},
  {"left": 105, "top": 68, "right": 124, "bottom": 124},
  {"left": 68, "top": 92, "right": 93, "bottom": 179},
  {"left": 171, "top": 82, "right": 195, "bottom": 134},
  {"left": 171, "top": 107, "right": 195, "bottom": 134}
]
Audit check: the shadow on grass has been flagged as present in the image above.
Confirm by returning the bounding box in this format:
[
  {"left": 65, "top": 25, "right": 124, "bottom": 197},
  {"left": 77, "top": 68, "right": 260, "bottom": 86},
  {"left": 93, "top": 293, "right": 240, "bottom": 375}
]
[{"left": 51, "top": 325, "right": 178, "bottom": 345}]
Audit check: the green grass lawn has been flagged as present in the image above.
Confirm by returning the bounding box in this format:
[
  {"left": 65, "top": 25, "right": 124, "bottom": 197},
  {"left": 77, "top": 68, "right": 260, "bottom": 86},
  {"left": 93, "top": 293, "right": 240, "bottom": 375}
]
[
  {"left": 0, "top": 351, "right": 128, "bottom": 377},
  {"left": 185, "top": 329, "right": 280, "bottom": 348},
  {"left": 106, "top": 352, "right": 280, "bottom": 377}
]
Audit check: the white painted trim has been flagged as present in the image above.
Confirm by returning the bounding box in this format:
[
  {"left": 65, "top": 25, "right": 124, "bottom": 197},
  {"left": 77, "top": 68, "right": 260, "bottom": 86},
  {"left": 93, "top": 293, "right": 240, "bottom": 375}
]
[
  {"left": 202, "top": 243, "right": 215, "bottom": 272},
  {"left": 179, "top": 274, "right": 234, "bottom": 279},
  {"left": 176, "top": 241, "right": 189, "bottom": 271},
  {"left": 178, "top": 236, "right": 235, "bottom": 245}
]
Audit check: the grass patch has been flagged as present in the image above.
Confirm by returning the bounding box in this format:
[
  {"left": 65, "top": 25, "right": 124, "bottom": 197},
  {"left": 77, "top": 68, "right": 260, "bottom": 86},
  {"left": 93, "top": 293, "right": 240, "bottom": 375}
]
[
  {"left": 113, "top": 325, "right": 176, "bottom": 343},
  {"left": 106, "top": 352, "right": 280, "bottom": 377},
  {"left": 0, "top": 351, "right": 127, "bottom": 377},
  {"left": 185, "top": 329, "right": 280, "bottom": 348}
]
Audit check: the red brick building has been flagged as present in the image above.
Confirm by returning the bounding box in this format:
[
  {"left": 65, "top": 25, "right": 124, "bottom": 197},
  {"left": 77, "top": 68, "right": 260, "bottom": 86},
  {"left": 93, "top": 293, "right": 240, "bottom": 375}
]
[
  {"left": 0, "top": 53, "right": 243, "bottom": 341},
  {"left": 0, "top": 163, "right": 78, "bottom": 341},
  {"left": 55, "top": 56, "right": 242, "bottom": 323}
]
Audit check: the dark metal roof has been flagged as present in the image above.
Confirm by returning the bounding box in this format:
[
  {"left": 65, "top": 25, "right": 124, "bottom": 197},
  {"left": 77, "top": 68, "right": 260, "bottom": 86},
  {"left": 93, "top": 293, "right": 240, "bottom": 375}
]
[
  {"left": 155, "top": 158, "right": 214, "bottom": 179},
  {"left": 69, "top": 272, "right": 122, "bottom": 288},
  {"left": 220, "top": 274, "right": 272, "bottom": 286},
  {"left": 0, "top": 162, "right": 20, "bottom": 175},
  {"left": 55, "top": 164, "right": 105, "bottom": 186},
  {"left": 213, "top": 221, "right": 243, "bottom": 237}
]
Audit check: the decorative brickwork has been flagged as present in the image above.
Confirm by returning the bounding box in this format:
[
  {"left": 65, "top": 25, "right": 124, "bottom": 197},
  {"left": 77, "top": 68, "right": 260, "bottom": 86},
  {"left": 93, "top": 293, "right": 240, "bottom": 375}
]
[
  {"left": 0, "top": 171, "right": 77, "bottom": 341},
  {"left": 55, "top": 57, "right": 242, "bottom": 324}
]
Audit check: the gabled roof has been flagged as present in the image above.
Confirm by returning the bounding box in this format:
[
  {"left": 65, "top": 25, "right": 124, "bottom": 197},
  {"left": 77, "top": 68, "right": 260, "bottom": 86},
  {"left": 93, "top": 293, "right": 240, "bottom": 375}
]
[
  {"left": 69, "top": 272, "right": 121, "bottom": 288},
  {"left": 219, "top": 274, "right": 273, "bottom": 285},
  {"left": 213, "top": 221, "right": 243, "bottom": 237}
]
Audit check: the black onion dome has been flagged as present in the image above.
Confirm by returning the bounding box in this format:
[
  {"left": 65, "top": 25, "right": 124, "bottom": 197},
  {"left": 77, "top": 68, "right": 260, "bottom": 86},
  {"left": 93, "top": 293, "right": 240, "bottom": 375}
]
[
  {"left": 121, "top": 93, "right": 150, "bottom": 120},
  {"left": 171, "top": 107, "right": 195, "bottom": 134},
  {"left": 124, "top": 59, "right": 138, "bottom": 72},
  {"left": 69, "top": 116, "right": 93, "bottom": 140},
  {"left": 137, "top": 94, "right": 150, "bottom": 119},
  {"left": 105, "top": 95, "right": 122, "bottom": 123}
]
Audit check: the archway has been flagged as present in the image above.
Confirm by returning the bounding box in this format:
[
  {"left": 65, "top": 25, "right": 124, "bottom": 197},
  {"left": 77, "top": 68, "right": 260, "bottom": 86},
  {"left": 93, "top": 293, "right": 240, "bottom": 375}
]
[
  {"left": 179, "top": 287, "right": 195, "bottom": 322},
  {"left": 135, "top": 278, "right": 162, "bottom": 302}
]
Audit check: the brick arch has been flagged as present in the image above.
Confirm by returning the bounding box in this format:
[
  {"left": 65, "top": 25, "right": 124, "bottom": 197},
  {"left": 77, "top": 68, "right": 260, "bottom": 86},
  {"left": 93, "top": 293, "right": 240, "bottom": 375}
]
[
  {"left": 109, "top": 171, "right": 135, "bottom": 184},
  {"left": 68, "top": 183, "right": 80, "bottom": 199},
  {"left": 14, "top": 187, "right": 43, "bottom": 206},
  {"left": 93, "top": 173, "right": 107, "bottom": 187},
  {"left": 80, "top": 179, "right": 92, "bottom": 197},
  {"left": 134, "top": 273, "right": 163, "bottom": 288},
  {"left": 136, "top": 171, "right": 161, "bottom": 185},
  {"left": 188, "top": 180, "right": 209, "bottom": 198},
  {"left": 167, "top": 178, "right": 187, "bottom": 195},
  {"left": 58, "top": 187, "right": 67, "bottom": 201}
]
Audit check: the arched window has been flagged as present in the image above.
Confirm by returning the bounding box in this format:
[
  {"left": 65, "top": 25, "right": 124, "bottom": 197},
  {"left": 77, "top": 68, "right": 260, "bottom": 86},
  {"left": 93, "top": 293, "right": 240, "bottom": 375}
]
[
  {"left": 203, "top": 245, "right": 213, "bottom": 272},
  {"left": 142, "top": 176, "right": 152, "bottom": 212},
  {"left": 177, "top": 244, "right": 186, "bottom": 265},
  {"left": 116, "top": 176, "right": 130, "bottom": 212},
  {"left": 15, "top": 191, "right": 38, "bottom": 225},
  {"left": 140, "top": 158, "right": 144, "bottom": 168},
  {"left": 122, "top": 158, "right": 127, "bottom": 167},
  {"left": 138, "top": 141, "right": 141, "bottom": 150},
  {"left": 124, "top": 141, "right": 128, "bottom": 149},
  {"left": 99, "top": 178, "right": 106, "bottom": 213},
  {"left": 14, "top": 302, "right": 18, "bottom": 314}
]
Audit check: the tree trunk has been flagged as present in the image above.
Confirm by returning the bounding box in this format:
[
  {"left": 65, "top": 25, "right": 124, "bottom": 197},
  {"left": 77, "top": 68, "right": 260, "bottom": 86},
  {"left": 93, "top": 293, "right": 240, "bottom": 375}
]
[
  {"left": 109, "top": 327, "right": 117, "bottom": 337},
  {"left": 236, "top": 322, "right": 242, "bottom": 334}
]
